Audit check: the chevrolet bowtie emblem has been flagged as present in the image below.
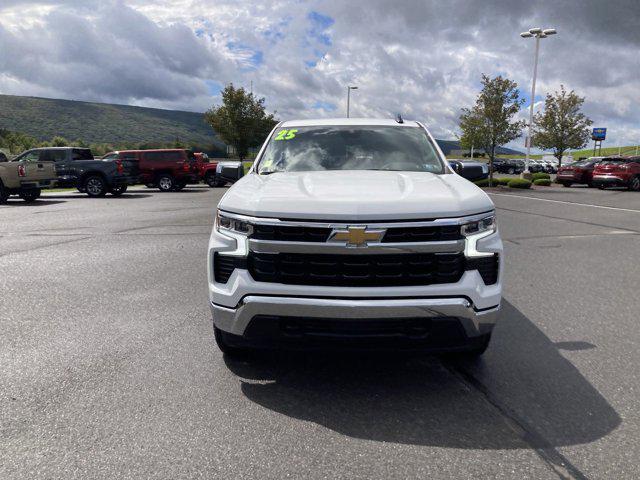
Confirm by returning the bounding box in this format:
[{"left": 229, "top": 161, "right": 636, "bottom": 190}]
[{"left": 329, "top": 226, "right": 386, "bottom": 247}]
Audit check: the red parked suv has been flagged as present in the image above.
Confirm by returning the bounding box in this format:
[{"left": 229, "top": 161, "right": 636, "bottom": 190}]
[
  {"left": 104, "top": 149, "right": 198, "bottom": 191},
  {"left": 592, "top": 156, "right": 640, "bottom": 191},
  {"left": 556, "top": 157, "right": 602, "bottom": 188}
]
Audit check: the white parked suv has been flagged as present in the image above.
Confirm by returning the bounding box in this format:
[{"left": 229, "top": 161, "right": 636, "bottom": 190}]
[{"left": 207, "top": 118, "right": 503, "bottom": 356}]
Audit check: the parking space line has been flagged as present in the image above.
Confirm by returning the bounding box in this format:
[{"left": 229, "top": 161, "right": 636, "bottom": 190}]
[{"left": 488, "top": 192, "right": 640, "bottom": 213}]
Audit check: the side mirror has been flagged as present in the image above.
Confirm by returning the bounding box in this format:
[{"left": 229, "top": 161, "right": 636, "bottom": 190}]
[
  {"left": 449, "top": 161, "right": 463, "bottom": 174},
  {"left": 217, "top": 161, "right": 244, "bottom": 184}
]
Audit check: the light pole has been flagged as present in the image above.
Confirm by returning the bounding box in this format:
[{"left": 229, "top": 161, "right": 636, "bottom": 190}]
[
  {"left": 520, "top": 27, "right": 556, "bottom": 174},
  {"left": 346, "top": 85, "right": 358, "bottom": 118}
]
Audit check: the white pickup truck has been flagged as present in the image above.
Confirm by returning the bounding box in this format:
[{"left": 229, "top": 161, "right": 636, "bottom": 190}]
[{"left": 207, "top": 118, "right": 502, "bottom": 357}]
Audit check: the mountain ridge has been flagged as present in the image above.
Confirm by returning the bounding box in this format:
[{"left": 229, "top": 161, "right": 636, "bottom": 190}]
[{"left": 0, "top": 94, "right": 522, "bottom": 155}]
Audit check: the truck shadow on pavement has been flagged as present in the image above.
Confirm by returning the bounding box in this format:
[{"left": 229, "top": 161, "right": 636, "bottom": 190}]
[
  {"left": 225, "top": 300, "right": 620, "bottom": 449},
  {"left": 0, "top": 199, "right": 67, "bottom": 207}
]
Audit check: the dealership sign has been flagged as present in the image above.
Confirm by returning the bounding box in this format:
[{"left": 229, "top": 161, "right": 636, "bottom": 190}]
[{"left": 592, "top": 128, "right": 607, "bottom": 141}]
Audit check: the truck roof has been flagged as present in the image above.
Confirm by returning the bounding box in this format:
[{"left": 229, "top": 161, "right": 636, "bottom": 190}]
[
  {"left": 279, "top": 118, "right": 420, "bottom": 128},
  {"left": 110, "top": 149, "right": 188, "bottom": 153},
  {"left": 28, "top": 147, "right": 90, "bottom": 151}
]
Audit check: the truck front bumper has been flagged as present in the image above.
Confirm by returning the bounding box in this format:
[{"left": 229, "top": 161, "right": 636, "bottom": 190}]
[
  {"left": 207, "top": 226, "right": 503, "bottom": 348},
  {"left": 211, "top": 296, "right": 499, "bottom": 339}
]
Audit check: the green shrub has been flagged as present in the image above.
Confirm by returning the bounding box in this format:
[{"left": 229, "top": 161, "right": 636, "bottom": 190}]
[
  {"left": 475, "top": 177, "right": 513, "bottom": 187},
  {"left": 532, "top": 172, "right": 550, "bottom": 181},
  {"left": 533, "top": 178, "right": 551, "bottom": 186},
  {"left": 507, "top": 178, "right": 532, "bottom": 189}
]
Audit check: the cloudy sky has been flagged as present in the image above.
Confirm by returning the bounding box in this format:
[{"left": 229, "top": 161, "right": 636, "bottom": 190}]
[{"left": 0, "top": 0, "right": 638, "bottom": 149}]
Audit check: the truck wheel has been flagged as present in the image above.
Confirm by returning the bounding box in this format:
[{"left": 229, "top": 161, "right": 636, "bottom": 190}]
[
  {"left": 507, "top": 168, "right": 515, "bottom": 174},
  {"left": 19, "top": 188, "right": 41, "bottom": 202},
  {"left": 214, "top": 326, "right": 250, "bottom": 358},
  {"left": 84, "top": 175, "right": 107, "bottom": 197},
  {"left": 205, "top": 174, "right": 219, "bottom": 188},
  {"left": 157, "top": 175, "right": 174, "bottom": 192},
  {"left": 0, "top": 181, "right": 9, "bottom": 204},
  {"left": 561, "top": 182, "right": 571, "bottom": 188},
  {"left": 110, "top": 185, "right": 128, "bottom": 196},
  {"left": 628, "top": 176, "right": 640, "bottom": 192}
]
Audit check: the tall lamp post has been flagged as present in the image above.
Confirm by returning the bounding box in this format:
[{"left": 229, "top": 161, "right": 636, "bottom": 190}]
[
  {"left": 520, "top": 27, "right": 556, "bottom": 174},
  {"left": 346, "top": 85, "right": 358, "bottom": 118}
]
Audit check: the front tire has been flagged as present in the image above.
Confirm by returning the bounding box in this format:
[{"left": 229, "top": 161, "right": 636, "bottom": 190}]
[
  {"left": 110, "top": 185, "right": 128, "bottom": 196},
  {"left": 507, "top": 168, "right": 515, "bottom": 174},
  {"left": 19, "top": 188, "right": 41, "bottom": 202},
  {"left": 157, "top": 175, "right": 174, "bottom": 192},
  {"left": 628, "top": 176, "right": 640, "bottom": 192},
  {"left": 561, "top": 182, "right": 571, "bottom": 188},
  {"left": 206, "top": 174, "right": 225, "bottom": 188},
  {"left": 84, "top": 175, "right": 107, "bottom": 197},
  {"left": 214, "top": 326, "right": 250, "bottom": 358}
]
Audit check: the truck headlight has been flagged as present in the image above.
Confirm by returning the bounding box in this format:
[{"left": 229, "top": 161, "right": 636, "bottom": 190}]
[
  {"left": 461, "top": 215, "right": 495, "bottom": 237},
  {"left": 462, "top": 214, "right": 496, "bottom": 258},
  {"left": 216, "top": 211, "right": 253, "bottom": 236}
]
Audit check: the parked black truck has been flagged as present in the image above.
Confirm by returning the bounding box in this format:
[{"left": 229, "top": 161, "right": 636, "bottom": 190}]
[{"left": 12, "top": 148, "right": 139, "bottom": 197}]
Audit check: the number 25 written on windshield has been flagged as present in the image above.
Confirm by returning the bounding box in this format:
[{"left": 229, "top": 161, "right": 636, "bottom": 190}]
[{"left": 274, "top": 129, "right": 298, "bottom": 141}]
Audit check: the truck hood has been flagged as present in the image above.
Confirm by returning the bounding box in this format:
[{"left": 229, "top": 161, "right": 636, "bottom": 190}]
[{"left": 219, "top": 170, "right": 494, "bottom": 221}]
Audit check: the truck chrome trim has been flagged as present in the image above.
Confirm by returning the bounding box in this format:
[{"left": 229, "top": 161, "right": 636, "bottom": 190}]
[
  {"left": 218, "top": 210, "right": 495, "bottom": 229},
  {"left": 211, "top": 296, "right": 500, "bottom": 338},
  {"left": 248, "top": 239, "right": 465, "bottom": 254}
]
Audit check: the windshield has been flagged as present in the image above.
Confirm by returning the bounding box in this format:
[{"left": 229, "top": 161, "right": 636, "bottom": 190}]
[{"left": 257, "top": 125, "right": 444, "bottom": 174}]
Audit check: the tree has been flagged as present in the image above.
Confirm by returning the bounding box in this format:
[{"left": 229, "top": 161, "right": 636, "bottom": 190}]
[
  {"left": 459, "top": 74, "right": 526, "bottom": 185},
  {"left": 458, "top": 113, "right": 485, "bottom": 158},
  {"left": 204, "top": 84, "right": 277, "bottom": 160},
  {"left": 533, "top": 85, "right": 592, "bottom": 169},
  {"left": 51, "top": 136, "right": 69, "bottom": 147}
]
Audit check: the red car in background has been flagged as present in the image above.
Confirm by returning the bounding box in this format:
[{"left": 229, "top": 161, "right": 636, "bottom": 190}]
[
  {"left": 556, "top": 157, "right": 602, "bottom": 188},
  {"left": 104, "top": 149, "right": 199, "bottom": 191},
  {"left": 592, "top": 156, "right": 640, "bottom": 191},
  {"left": 194, "top": 152, "right": 224, "bottom": 187}
]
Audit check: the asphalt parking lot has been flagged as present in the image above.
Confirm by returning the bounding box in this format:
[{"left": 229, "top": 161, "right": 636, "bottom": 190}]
[{"left": 1, "top": 184, "right": 639, "bottom": 479}]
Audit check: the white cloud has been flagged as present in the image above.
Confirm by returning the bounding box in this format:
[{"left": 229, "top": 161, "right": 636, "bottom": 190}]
[{"left": 0, "top": 0, "right": 638, "bottom": 149}]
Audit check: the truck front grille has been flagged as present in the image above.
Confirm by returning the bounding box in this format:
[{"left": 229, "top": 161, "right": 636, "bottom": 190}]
[
  {"left": 247, "top": 252, "right": 465, "bottom": 287},
  {"left": 250, "top": 224, "right": 462, "bottom": 243},
  {"left": 214, "top": 253, "right": 246, "bottom": 283},
  {"left": 214, "top": 252, "right": 499, "bottom": 286},
  {"left": 466, "top": 254, "right": 499, "bottom": 285}
]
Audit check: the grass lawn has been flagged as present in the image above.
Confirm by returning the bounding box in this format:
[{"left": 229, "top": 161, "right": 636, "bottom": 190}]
[{"left": 568, "top": 145, "right": 640, "bottom": 158}]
